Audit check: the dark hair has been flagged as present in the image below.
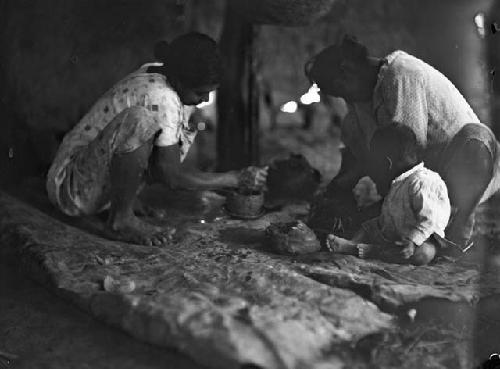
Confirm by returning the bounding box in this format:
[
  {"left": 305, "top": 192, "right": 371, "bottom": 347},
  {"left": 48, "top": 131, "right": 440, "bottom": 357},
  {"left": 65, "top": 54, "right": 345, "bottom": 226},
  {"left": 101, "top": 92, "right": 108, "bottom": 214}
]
[
  {"left": 153, "top": 32, "right": 221, "bottom": 88},
  {"left": 370, "top": 124, "right": 421, "bottom": 165},
  {"left": 305, "top": 34, "right": 368, "bottom": 84}
]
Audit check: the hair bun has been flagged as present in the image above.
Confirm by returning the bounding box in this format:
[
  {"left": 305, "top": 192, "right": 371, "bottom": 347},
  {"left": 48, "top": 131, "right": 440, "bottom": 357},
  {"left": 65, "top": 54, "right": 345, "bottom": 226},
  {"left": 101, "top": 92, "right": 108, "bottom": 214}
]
[{"left": 154, "top": 40, "right": 170, "bottom": 62}]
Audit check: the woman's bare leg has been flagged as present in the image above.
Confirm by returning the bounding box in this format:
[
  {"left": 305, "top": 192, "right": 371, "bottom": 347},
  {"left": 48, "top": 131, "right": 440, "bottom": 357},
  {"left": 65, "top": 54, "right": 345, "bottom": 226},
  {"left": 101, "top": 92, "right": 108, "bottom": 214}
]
[{"left": 107, "top": 140, "right": 174, "bottom": 246}]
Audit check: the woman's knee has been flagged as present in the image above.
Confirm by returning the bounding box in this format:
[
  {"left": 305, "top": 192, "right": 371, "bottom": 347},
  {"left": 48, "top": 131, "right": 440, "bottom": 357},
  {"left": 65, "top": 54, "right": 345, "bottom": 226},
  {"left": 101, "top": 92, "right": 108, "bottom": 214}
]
[
  {"left": 410, "top": 241, "right": 436, "bottom": 265},
  {"left": 121, "top": 106, "right": 161, "bottom": 133},
  {"left": 462, "top": 140, "right": 493, "bottom": 174},
  {"left": 444, "top": 140, "right": 493, "bottom": 207},
  {"left": 113, "top": 106, "right": 161, "bottom": 154}
]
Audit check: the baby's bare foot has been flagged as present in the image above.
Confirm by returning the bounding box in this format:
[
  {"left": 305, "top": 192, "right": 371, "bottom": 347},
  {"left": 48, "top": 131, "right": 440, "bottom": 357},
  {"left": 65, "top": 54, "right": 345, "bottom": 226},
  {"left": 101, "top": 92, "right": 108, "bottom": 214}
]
[{"left": 326, "top": 234, "right": 359, "bottom": 255}]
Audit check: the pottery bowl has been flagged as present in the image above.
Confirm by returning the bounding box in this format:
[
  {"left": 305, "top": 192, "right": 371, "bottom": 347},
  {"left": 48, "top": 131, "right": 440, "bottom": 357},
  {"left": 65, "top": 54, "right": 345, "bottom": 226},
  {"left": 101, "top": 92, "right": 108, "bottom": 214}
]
[{"left": 226, "top": 190, "right": 264, "bottom": 217}]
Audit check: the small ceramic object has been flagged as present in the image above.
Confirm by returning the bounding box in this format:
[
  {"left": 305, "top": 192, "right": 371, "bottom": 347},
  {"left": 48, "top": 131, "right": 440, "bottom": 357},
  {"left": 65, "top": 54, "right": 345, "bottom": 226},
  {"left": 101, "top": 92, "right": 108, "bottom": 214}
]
[
  {"left": 103, "top": 275, "right": 136, "bottom": 294},
  {"left": 225, "top": 190, "right": 265, "bottom": 218},
  {"left": 266, "top": 220, "right": 321, "bottom": 255}
]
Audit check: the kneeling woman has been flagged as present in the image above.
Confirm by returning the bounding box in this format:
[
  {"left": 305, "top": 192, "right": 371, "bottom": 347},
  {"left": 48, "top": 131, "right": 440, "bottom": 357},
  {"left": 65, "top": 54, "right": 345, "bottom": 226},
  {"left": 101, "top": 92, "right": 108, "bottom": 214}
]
[
  {"left": 328, "top": 124, "right": 450, "bottom": 265},
  {"left": 47, "top": 33, "right": 267, "bottom": 246}
]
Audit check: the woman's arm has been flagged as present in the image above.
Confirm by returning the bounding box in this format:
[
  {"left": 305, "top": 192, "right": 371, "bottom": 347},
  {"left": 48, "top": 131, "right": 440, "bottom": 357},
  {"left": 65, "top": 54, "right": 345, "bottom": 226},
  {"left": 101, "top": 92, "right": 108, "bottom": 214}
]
[
  {"left": 150, "top": 144, "right": 239, "bottom": 190},
  {"left": 150, "top": 145, "right": 267, "bottom": 191}
]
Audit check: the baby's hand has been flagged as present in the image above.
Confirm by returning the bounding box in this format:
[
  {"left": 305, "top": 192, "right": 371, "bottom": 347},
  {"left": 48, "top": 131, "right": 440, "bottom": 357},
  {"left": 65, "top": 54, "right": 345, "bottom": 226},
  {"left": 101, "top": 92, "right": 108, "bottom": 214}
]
[
  {"left": 352, "top": 176, "right": 382, "bottom": 208},
  {"left": 253, "top": 166, "right": 268, "bottom": 188},
  {"left": 399, "top": 241, "right": 416, "bottom": 259}
]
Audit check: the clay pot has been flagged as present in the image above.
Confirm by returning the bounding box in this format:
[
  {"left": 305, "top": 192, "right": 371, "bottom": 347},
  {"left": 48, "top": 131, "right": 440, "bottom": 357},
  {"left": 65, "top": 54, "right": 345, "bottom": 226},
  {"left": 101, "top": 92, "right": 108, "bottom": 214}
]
[
  {"left": 226, "top": 190, "right": 264, "bottom": 218},
  {"left": 266, "top": 220, "right": 321, "bottom": 255}
]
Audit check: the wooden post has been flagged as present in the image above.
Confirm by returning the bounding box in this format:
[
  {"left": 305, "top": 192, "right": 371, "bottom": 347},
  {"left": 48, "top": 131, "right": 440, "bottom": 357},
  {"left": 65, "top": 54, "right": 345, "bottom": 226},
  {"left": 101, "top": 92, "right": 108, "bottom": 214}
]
[
  {"left": 488, "top": 0, "right": 500, "bottom": 138},
  {"left": 216, "top": 1, "right": 259, "bottom": 171}
]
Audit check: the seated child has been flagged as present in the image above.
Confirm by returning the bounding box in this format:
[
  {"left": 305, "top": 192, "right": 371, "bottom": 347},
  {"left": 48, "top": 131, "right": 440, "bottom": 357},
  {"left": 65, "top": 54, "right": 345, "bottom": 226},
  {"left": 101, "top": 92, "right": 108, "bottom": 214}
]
[{"left": 327, "top": 123, "right": 451, "bottom": 265}]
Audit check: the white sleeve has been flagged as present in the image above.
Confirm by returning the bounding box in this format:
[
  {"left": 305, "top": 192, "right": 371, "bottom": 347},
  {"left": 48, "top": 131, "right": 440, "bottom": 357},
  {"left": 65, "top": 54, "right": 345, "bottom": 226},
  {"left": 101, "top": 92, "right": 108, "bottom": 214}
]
[
  {"left": 153, "top": 93, "right": 183, "bottom": 147},
  {"left": 407, "top": 177, "right": 451, "bottom": 245}
]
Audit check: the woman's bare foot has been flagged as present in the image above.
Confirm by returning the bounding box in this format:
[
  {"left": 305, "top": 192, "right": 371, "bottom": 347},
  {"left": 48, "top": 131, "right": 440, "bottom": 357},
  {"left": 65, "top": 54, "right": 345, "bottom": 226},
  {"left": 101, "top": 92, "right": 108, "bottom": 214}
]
[
  {"left": 133, "top": 199, "right": 168, "bottom": 220},
  {"left": 326, "top": 234, "right": 359, "bottom": 255},
  {"left": 109, "top": 215, "right": 175, "bottom": 246}
]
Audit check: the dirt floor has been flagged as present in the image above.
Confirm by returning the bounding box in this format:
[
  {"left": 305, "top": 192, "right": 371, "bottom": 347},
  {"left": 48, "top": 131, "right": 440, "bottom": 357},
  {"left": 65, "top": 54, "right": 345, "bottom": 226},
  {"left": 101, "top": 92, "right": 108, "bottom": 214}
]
[
  {"left": 4, "top": 195, "right": 500, "bottom": 369},
  {"left": 0, "top": 263, "right": 205, "bottom": 369}
]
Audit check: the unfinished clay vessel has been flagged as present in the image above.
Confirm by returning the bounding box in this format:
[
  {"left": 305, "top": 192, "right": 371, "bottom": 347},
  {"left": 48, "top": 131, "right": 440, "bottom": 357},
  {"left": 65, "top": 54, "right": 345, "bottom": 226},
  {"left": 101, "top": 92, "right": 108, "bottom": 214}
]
[
  {"left": 266, "top": 220, "right": 320, "bottom": 255},
  {"left": 238, "top": 166, "right": 266, "bottom": 193},
  {"left": 226, "top": 190, "right": 264, "bottom": 219}
]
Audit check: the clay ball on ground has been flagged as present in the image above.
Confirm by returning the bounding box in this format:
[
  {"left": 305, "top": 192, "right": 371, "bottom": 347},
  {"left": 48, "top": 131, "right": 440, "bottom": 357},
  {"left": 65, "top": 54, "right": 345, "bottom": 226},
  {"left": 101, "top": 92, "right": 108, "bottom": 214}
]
[{"left": 265, "top": 220, "right": 321, "bottom": 255}]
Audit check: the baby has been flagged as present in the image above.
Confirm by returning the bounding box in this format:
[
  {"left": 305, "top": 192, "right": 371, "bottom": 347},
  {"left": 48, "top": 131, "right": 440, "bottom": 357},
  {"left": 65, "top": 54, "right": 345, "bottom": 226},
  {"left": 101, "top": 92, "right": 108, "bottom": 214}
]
[{"left": 327, "top": 123, "right": 451, "bottom": 265}]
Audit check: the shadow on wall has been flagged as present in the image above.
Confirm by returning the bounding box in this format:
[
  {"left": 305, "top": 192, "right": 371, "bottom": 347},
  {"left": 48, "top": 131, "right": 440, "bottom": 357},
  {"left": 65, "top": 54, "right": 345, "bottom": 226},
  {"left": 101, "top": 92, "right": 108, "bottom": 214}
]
[{"left": 0, "top": 0, "right": 206, "bottom": 185}]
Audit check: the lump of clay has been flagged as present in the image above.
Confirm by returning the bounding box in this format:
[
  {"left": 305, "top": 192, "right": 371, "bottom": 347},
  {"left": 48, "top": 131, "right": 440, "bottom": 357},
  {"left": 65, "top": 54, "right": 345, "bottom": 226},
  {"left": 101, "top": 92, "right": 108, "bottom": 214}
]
[
  {"left": 238, "top": 166, "right": 266, "bottom": 194},
  {"left": 266, "top": 220, "right": 321, "bottom": 255}
]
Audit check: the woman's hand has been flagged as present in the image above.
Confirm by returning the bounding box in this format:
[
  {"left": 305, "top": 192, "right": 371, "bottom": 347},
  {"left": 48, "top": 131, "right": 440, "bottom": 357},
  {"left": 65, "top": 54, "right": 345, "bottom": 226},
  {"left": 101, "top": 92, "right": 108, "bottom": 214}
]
[{"left": 238, "top": 166, "right": 269, "bottom": 192}]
